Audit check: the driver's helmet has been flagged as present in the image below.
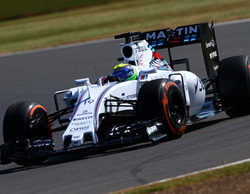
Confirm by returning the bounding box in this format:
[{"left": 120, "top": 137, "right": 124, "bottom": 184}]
[{"left": 112, "top": 63, "right": 138, "bottom": 81}]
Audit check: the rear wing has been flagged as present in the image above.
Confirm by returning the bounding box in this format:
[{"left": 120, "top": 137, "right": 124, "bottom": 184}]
[
  {"left": 115, "top": 23, "right": 220, "bottom": 78},
  {"left": 143, "top": 23, "right": 220, "bottom": 77}
]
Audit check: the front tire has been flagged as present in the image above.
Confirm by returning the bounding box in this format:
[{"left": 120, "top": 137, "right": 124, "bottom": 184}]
[
  {"left": 136, "top": 79, "right": 187, "bottom": 138},
  {"left": 3, "top": 101, "right": 53, "bottom": 165}
]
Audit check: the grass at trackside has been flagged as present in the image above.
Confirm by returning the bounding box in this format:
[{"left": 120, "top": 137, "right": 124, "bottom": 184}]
[
  {"left": 115, "top": 161, "right": 250, "bottom": 194},
  {"left": 0, "top": 0, "right": 250, "bottom": 53},
  {"left": 0, "top": 0, "right": 117, "bottom": 19}
]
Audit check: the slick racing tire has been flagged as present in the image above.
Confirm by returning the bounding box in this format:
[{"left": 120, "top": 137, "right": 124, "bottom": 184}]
[
  {"left": 218, "top": 55, "right": 250, "bottom": 117},
  {"left": 136, "top": 79, "right": 187, "bottom": 138},
  {"left": 3, "top": 101, "right": 52, "bottom": 165}
]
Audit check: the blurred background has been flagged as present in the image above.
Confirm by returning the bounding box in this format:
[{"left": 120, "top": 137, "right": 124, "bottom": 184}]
[{"left": 0, "top": 0, "right": 249, "bottom": 53}]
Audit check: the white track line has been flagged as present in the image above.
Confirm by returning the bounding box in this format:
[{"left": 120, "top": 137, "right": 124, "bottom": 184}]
[
  {"left": 118, "top": 158, "right": 250, "bottom": 193},
  {"left": 0, "top": 18, "right": 250, "bottom": 58},
  {"left": 215, "top": 18, "right": 250, "bottom": 26}
]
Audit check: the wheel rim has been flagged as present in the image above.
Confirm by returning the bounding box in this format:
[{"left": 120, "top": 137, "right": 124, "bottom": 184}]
[{"left": 169, "top": 92, "right": 185, "bottom": 125}]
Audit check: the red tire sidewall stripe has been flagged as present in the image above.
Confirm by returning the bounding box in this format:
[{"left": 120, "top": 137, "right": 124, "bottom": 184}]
[
  {"left": 162, "top": 81, "right": 186, "bottom": 135},
  {"left": 30, "top": 104, "right": 53, "bottom": 137},
  {"left": 30, "top": 104, "right": 46, "bottom": 117}
]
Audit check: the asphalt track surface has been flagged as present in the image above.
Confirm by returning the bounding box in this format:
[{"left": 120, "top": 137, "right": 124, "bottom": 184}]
[{"left": 0, "top": 20, "right": 250, "bottom": 194}]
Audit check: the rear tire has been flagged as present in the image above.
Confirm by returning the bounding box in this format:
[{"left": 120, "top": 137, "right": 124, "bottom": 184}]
[
  {"left": 218, "top": 55, "right": 250, "bottom": 117},
  {"left": 3, "top": 101, "right": 53, "bottom": 165},
  {"left": 136, "top": 79, "right": 187, "bottom": 138}
]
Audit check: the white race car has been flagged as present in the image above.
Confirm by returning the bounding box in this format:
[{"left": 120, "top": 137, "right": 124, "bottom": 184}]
[{"left": 1, "top": 22, "right": 250, "bottom": 165}]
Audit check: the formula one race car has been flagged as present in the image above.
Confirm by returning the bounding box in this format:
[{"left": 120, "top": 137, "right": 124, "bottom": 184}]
[{"left": 1, "top": 22, "right": 250, "bottom": 165}]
